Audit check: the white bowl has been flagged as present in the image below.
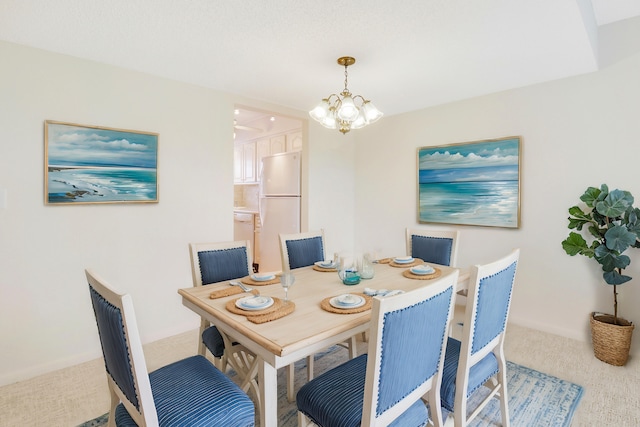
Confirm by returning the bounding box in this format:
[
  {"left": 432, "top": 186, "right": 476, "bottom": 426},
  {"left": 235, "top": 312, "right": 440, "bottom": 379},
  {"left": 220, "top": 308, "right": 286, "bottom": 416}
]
[
  {"left": 410, "top": 265, "right": 435, "bottom": 275},
  {"left": 236, "top": 296, "right": 274, "bottom": 311},
  {"left": 314, "top": 260, "right": 336, "bottom": 268},
  {"left": 330, "top": 295, "right": 365, "bottom": 309},
  {"left": 251, "top": 273, "right": 275, "bottom": 281}
]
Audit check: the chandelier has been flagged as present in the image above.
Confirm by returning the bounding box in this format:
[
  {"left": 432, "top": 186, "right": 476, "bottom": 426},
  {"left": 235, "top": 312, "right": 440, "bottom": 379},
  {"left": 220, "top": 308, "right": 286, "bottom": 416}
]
[{"left": 309, "top": 56, "right": 383, "bottom": 134}]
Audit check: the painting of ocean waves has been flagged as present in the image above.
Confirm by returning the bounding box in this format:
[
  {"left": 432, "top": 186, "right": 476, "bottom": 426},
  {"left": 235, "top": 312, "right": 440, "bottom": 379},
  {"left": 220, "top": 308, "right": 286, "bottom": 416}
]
[
  {"left": 48, "top": 166, "right": 157, "bottom": 203},
  {"left": 418, "top": 137, "right": 520, "bottom": 228},
  {"left": 45, "top": 121, "right": 158, "bottom": 204}
]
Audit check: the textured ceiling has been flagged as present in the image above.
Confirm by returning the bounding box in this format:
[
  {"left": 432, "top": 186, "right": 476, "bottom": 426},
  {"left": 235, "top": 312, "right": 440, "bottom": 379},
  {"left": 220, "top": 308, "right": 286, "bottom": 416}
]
[{"left": 1, "top": 0, "right": 640, "bottom": 117}]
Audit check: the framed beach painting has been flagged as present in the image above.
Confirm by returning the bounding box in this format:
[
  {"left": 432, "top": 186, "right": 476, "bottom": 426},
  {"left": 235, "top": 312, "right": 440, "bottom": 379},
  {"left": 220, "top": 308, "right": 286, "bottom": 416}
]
[
  {"left": 417, "top": 136, "right": 521, "bottom": 228},
  {"left": 45, "top": 121, "right": 158, "bottom": 205}
]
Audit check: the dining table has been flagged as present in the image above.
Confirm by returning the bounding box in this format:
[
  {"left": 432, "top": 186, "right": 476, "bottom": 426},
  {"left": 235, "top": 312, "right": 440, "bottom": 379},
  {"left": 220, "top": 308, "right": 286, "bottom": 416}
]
[{"left": 178, "top": 260, "right": 470, "bottom": 427}]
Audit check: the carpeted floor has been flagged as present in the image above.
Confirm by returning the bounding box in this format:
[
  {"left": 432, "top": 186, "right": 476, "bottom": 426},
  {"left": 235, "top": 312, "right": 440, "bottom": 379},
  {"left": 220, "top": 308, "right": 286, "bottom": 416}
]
[{"left": 79, "top": 345, "right": 583, "bottom": 427}]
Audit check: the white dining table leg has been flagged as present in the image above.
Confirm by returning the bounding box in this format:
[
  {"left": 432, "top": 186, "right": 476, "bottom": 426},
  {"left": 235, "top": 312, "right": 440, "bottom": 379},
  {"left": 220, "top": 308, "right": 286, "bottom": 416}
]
[{"left": 259, "top": 357, "right": 278, "bottom": 427}]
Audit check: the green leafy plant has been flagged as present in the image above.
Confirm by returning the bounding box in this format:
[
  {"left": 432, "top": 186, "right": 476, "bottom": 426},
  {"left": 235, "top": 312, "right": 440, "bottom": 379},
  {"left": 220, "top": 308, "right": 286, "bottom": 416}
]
[{"left": 562, "top": 184, "right": 640, "bottom": 325}]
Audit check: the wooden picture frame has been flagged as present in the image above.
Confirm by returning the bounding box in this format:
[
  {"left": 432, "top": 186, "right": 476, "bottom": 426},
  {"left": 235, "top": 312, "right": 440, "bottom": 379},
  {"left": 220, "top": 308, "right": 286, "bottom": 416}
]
[
  {"left": 417, "top": 136, "right": 521, "bottom": 228},
  {"left": 45, "top": 121, "right": 158, "bottom": 205}
]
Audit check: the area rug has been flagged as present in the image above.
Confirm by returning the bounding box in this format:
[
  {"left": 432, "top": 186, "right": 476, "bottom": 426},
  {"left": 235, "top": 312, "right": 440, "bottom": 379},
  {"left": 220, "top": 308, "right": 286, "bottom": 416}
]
[{"left": 79, "top": 346, "right": 583, "bottom": 427}]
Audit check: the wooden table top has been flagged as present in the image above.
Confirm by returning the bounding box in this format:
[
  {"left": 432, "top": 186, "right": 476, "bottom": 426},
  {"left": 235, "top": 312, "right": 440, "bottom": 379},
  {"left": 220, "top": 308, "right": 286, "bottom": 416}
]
[{"left": 178, "top": 262, "right": 468, "bottom": 359}]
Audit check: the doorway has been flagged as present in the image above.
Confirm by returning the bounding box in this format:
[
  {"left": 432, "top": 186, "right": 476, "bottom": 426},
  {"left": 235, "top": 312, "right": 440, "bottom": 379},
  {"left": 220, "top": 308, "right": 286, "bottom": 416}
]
[{"left": 233, "top": 107, "right": 303, "bottom": 272}]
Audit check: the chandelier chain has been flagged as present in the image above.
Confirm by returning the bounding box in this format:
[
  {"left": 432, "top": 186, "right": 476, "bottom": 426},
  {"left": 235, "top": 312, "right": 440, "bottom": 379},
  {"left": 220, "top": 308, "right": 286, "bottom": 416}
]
[{"left": 343, "top": 64, "right": 349, "bottom": 93}]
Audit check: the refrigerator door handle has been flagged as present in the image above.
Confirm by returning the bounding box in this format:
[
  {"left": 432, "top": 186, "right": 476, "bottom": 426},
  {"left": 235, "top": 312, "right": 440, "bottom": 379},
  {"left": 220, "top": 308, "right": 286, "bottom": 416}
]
[
  {"left": 258, "top": 167, "right": 265, "bottom": 227},
  {"left": 259, "top": 197, "right": 265, "bottom": 227}
]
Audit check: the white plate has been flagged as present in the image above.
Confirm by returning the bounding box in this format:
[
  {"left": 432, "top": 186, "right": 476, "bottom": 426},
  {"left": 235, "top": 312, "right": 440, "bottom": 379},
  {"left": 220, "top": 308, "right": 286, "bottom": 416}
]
[
  {"left": 314, "top": 260, "right": 336, "bottom": 268},
  {"left": 330, "top": 294, "right": 365, "bottom": 309},
  {"left": 235, "top": 296, "right": 274, "bottom": 311},
  {"left": 410, "top": 265, "right": 435, "bottom": 275},
  {"left": 250, "top": 273, "right": 276, "bottom": 282},
  {"left": 394, "top": 256, "right": 415, "bottom": 264}
]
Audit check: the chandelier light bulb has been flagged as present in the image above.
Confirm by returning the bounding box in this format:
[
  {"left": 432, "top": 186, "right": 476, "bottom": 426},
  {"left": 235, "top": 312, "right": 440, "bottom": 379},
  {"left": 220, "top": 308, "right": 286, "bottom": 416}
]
[
  {"left": 350, "top": 111, "right": 368, "bottom": 130},
  {"left": 362, "top": 100, "right": 383, "bottom": 124},
  {"left": 309, "top": 56, "right": 382, "bottom": 135},
  {"left": 309, "top": 99, "right": 330, "bottom": 121},
  {"left": 337, "top": 94, "right": 359, "bottom": 122},
  {"left": 320, "top": 107, "right": 337, "bottom": 129}
]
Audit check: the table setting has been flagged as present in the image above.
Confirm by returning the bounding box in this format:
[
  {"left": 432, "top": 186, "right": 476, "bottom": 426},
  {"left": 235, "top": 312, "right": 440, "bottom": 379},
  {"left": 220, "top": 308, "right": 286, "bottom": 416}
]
[
  {"left": 320, "top": 292, "right": 372, "bottom": 314},
  {"left": 207, "top": 273, "right": 297, "bottom": 324},
  {"left": 240, "top": 272, "right": 281, "bottom": 285},
  {"left": 312, "top": 259, "right": 337, "bottom": 272}
]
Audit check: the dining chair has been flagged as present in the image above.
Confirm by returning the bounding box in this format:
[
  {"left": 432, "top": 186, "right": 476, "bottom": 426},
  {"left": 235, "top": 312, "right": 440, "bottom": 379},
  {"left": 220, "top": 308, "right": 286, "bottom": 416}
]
[
  {"left": 189, "top": 240, "right": 261, "bottom": 405},
  {"left": 297, "top": 269, "right": 459, "bottom": 427},
  {"left": 279, "top": 229, "right": 327, "bottom": 271},
  {"left": 439, "top": 249, "right": 520, "bottom": 427},
  {"left": 86, "top": 269, "right": 255, "bottom": 427},
  {"left": 406, "top": 227, "right": 464, "bottom": 337},
  {"left": 406, "top": 227, "right": 460, "bottom": 267},
  {"left": 279, "top": 229, "right": 358, "bottom": 401}
]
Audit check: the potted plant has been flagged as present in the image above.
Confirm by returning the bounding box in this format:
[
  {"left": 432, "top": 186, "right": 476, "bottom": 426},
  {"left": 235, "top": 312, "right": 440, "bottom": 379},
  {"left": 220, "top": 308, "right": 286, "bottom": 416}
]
[{"left": 561, "top": 184, "right": 637, "bottom": 365}]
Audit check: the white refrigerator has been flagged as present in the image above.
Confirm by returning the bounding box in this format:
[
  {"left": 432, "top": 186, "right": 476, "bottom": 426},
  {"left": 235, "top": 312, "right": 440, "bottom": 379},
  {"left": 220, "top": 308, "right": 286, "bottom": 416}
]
[{"left": 259, "top": 151, "right": 301, "bottom": 272}]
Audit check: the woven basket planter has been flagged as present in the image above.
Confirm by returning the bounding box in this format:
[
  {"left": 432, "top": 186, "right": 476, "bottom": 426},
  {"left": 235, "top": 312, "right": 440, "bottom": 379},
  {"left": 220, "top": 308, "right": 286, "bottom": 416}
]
[{"left": 590, "top": 312, "right": 634, "bottom": 366}]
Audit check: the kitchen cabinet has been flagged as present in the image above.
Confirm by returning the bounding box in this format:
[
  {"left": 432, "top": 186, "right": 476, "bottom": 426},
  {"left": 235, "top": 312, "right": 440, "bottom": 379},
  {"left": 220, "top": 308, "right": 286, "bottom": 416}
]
[
  {"left": 235, "top": 130, "right": 301, "bottom": 183},
  {"left": 234, "top": 141, "right": 257, "bottom": 183},
  {"left": 233, "top": 145, "right": 243, "bottom": 182},
  {"left": 270, "top": 135, "right": 286, "bottom": 154},
  {"left": 256, "top": 139, "right": 270, "bottom": 179},
  {"left": 243, "top": 142, "right": 256, "bottom": 182},
  {"left": 287, "top": 131, "right": 302, "bottom": 152}
]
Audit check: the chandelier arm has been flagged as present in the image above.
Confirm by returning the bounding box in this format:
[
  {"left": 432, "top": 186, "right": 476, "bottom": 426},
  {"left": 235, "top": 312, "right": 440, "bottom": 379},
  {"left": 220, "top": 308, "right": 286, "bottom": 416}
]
[{"left": 351, "top": 94, "right": 366, "bottom": 106}]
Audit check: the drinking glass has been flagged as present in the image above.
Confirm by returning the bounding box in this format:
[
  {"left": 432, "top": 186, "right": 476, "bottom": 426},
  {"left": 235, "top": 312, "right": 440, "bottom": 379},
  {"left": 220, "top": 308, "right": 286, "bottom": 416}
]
[
  {"left": 280, "top": 272, "right": 295, "bottom": 302},
  {"left": 338, "top": 254, "right": 361, "bottom": 285},
  {"left": 361, "top": 252, "right": 375, "bottom": 279}
]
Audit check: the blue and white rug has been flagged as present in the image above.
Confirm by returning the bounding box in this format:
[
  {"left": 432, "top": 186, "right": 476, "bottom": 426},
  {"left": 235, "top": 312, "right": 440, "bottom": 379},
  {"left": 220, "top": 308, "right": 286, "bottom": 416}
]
[{"left": 80, "top": 347, "right": 583, "bottom": 427}]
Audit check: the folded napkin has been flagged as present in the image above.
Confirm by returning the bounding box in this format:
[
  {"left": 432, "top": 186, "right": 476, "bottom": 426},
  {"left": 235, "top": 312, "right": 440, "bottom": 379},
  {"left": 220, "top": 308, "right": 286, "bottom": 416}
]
[{"left": 210, "top": 286, "right": 257, "bottom": 299}]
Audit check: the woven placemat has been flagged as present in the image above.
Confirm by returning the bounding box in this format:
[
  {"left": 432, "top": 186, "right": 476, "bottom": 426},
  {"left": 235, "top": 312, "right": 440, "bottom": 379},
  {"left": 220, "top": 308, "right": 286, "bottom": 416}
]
[
  {"left": 376, "top": 258, "right": 391, "bottom": 264},
  {"left": 248, "top": 301, "right": 295, "bottom": 324},
  {"left": 402, "top": 267, "right": 442, "bottom": 280},
  {"left": 320, "top": 293, "right": 372, "bottom": 314},
  {"left": 240, "top": 276, "right": 281, "bottom": 286},
  {"left": 225, "top": 297, "right": 295, "bottom": 323},
  {"left": 210, "top": 286, "right": 245, "bottom": 299},
  {"left": 225, "top": 296, "right": 282, "bottom": 316},
  {"left": 313, "top": 265, "right": 337, "bottom": 272},
  {"left": 389, "top": 258, "right": 424, "bottom": 268}
]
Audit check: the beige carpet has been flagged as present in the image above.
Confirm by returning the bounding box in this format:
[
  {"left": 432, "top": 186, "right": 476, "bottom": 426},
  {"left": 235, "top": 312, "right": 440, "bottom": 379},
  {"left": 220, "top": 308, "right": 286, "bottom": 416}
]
[{"left": 1, "top": 324, "right": 639, "bottom": 426}]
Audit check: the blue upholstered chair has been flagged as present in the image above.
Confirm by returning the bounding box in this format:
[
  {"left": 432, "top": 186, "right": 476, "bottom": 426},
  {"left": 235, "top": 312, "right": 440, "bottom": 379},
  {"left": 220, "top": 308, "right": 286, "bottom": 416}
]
[
  {"left": 279, "top": 230, "right": 358, "bottom": 402},
  {"left": 439, "top": 249, "right": 520, "bottom": 427},
  {"left": 406, "top": 228, "right": 460, "bottom": 267},
  {"left": 189, "top": 241, "right": 261, "bottom": 406},
  {"left": 279, "top": 229, "right": 327, "bottom": 271},
  {"left": 297, "top": 270, "right": 459, "bottom": 427},
  {"left": 86, "top": 269, "right": 255, "bottom": 427}
]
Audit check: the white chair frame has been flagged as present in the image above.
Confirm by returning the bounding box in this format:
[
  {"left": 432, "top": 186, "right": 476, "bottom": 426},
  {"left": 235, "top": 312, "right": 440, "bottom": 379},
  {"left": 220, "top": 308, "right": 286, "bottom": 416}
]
[
  {"left": 298, "top": 270, "right": 459, "bottom": 427},
  {"left": 279, "top": 229, "right": 327, "bottom": 273},
  {"left": 189, "top": 240, "right": 261, "bottom": 409},
  {"left": 406, "top": 227, "right": 460, "bottom": 267},
  {"left": 279, "top": 229, "right": 358, "bottom": 402},
  {"left": 87, "top": 269, "right": 159, "bottom": 426},
  {"left": 445, "top": 248, "right": 520, "bottom": 427}
]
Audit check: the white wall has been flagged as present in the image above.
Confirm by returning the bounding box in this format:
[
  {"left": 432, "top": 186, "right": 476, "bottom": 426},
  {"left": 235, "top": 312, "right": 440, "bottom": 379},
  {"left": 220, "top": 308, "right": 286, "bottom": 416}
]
[
  {"left": 353, "top": 17, "right": 640, "bottom": 354},
  {"left": 2, "top": 16, "right": 639, "bottom": 385},
  {"left": 0, "top": 41, "right": 356, "bottom": 385}
]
